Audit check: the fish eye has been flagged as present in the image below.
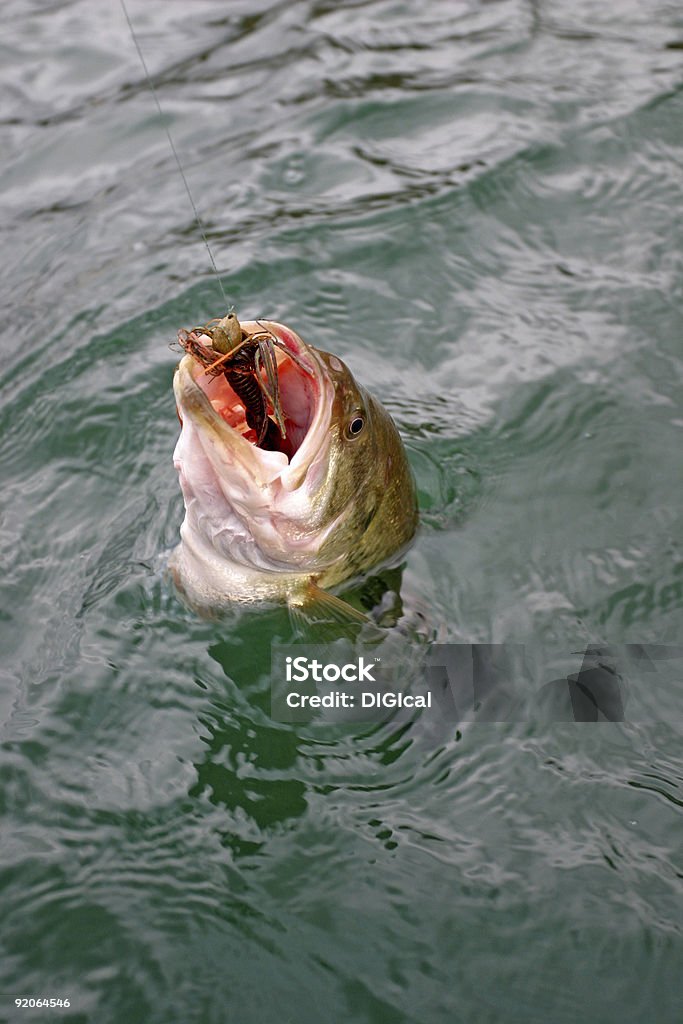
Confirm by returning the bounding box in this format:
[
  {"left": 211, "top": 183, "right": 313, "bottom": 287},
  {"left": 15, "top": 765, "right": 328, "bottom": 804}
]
[{"left": 346, "top": 415, "right": 365, "bottom": 439}]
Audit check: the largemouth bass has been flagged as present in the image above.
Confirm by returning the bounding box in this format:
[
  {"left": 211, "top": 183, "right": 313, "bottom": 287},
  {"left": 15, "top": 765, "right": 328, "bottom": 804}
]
[{"left": 171, "top": 319, "right": 417, "bottom": 623}]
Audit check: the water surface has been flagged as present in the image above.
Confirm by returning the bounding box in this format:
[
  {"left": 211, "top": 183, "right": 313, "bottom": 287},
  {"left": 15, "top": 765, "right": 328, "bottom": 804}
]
[{"left": 1, "top": 1, "right": 682, "bottom": 1021}]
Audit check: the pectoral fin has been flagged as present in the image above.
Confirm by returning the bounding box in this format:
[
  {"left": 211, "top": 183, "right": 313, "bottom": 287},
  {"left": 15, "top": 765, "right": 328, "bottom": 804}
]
[{"left": 287, "top": 581, "right": 377, "bottom": 640}]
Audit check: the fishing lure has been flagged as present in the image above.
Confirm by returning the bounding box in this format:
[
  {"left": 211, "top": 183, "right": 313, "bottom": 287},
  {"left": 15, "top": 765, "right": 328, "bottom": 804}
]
[{"left": 178, "top": 313, "right": 313, "bottom": 449}]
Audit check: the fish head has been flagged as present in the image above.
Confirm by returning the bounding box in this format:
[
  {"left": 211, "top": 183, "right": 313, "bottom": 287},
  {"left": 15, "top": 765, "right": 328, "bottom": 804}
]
[{"left": 172, "top": 320, "right": 417, "bottom": 602}]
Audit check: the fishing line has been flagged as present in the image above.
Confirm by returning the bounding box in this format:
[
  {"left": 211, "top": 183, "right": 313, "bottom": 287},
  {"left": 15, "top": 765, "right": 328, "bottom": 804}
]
[{"left": 119, "top": 0, "right": 229, "bottom": 309}]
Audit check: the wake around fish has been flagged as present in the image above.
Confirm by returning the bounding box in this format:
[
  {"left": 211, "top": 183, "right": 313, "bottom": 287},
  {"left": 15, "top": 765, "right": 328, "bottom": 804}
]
[{"left": 171, "top": 319, "right": 417, "bottom": 626}]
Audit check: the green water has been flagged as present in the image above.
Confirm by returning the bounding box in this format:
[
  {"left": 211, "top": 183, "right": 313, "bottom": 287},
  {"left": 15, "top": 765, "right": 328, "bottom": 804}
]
[{"left": 2, "top": 1, "right": 682, "bottom": 1021}]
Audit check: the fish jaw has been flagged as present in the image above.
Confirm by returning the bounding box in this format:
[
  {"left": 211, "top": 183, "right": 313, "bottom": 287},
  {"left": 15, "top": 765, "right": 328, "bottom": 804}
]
[{"left": 171, "top": 322, "right": 343, "bottom": 604}]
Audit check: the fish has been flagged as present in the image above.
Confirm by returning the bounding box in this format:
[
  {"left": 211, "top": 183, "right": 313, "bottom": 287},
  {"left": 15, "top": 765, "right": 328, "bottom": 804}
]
[{"left": 170, "top": 319, "right": 418, "bottom": 627}]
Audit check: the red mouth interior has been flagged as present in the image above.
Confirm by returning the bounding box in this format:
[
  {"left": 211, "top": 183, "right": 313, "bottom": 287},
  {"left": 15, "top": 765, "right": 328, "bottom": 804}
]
[{"left": 197, "top": 348, "right": 317, "bottom": 461}]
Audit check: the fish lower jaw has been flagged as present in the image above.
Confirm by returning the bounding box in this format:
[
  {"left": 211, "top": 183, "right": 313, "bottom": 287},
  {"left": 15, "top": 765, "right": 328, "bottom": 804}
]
[{"left": 169, "top": 529, "right": 313, "bottom": 608}]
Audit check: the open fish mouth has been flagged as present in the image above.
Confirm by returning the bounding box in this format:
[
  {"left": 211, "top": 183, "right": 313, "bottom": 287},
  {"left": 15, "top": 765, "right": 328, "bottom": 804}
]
[
  {"left": 171, "top": 316, "right": 418, "bottom": 608},
  {"left": 173, "top": 320, "right": 334, "bottom": 491}
]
